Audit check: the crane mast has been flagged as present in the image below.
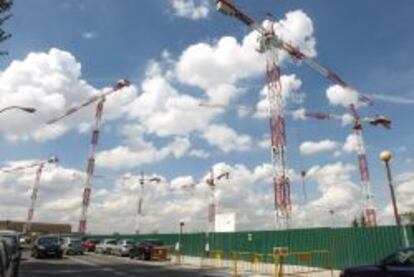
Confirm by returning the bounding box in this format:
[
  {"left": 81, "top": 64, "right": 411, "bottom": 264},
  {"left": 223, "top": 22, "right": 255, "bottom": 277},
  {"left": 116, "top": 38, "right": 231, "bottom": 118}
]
[
  {"left": 350, "top": 105, "right": 377, "bottom": 226},
  {"left": 46, "top": 79, "right": 130, "bottom": 234},
  {"left": 2, "top": 157, "right": 58, "bottom": 233},
  {"left": 265, "top": 34, "right": 291, "bottom": 228},
  {"left": 24, "top": 163, "right": 45, "bottom": 233},
  {"left": 78, "top": 98, "right": 105, "bottom": 234},
  {"left": 305, "top": 108, "right": 391, "bottom": 226}
]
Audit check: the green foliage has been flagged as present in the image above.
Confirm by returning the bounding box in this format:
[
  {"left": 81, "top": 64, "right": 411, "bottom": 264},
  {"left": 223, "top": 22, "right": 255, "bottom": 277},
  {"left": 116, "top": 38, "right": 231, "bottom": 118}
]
[{"left": 0, "top": 0, "right": 13, "bottom": 55}]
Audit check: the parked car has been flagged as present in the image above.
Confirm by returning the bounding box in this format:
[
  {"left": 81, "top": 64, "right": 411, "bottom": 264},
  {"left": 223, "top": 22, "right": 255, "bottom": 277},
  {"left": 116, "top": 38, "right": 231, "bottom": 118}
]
[
  {"left": 129, "top": 239, "right": 164, "bottom": 260},
  {"left": 0, "top": 230, "right": 21, "bottom": 277},
  {"left": 61, "top": 237, "right": 84, "bottom": 255},
  {"left": 95, "top": 239, "right": 117, "bottom": 255},
  {"left": 111, "top": 239, "right": 134, "bottom": 257},
  {"left": 0, "top": 239, "right": 13, "bottom": 277},
  {"left": 340, "top": 247, "right": 414, "bottom": 276},
  {"left": 83, "top": 239, "right": 98, "bottom": 252},
  {"left": 31, "top": 235, "right": 63, "bottom": 259}
]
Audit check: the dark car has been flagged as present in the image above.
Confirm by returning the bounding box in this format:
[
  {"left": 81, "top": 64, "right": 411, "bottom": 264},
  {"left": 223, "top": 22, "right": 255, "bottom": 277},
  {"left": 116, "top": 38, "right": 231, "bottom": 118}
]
[
  {"left": 129, "top": 240, "right": 164, "bottom": 260},
  {"left": 0, "top": 239, "right": 13, "bottom": 277},
  {"left": 0, "top": 230, "right": 21, "bottom": 277},
  {"left": 340, "top": 247, "right": 414, "bottom": 277},
  {"left": 31, "top": 235, "right": 63, "bottom": 259}
]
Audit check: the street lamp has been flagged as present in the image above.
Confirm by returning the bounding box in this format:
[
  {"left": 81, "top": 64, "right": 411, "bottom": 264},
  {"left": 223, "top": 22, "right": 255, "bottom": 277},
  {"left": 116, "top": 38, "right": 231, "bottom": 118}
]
[
  {"left": 0, "top": 106, "right": 36, "bottom": 114},
  {"left": 380, "top": 150, "right": 401, "bottom": 226},
  {"left": 123, "top": 173, "right": 161, "bottom": 234},
  {"left": 178, "top": 221, "right": 184, "bottom": 264}
]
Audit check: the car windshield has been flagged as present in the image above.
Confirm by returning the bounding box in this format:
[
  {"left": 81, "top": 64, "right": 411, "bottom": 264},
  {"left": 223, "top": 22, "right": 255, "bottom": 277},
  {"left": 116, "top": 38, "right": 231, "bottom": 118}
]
[{"left": 38, "top": 237, "right": 60, "bottom": 245}]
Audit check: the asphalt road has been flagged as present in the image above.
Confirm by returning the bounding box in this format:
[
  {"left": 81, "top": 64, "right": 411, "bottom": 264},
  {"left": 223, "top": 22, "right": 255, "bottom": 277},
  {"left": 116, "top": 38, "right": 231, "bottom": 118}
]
[{"left": 19, "top": 252, "right": 228, "bottom": 277}]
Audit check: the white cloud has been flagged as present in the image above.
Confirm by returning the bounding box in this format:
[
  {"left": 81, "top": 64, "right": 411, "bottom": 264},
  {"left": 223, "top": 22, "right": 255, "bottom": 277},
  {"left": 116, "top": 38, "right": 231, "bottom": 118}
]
[
  {"left": 343, "top": 133, "right": 359, "bottom": 153},
  {"left": 254, "top": 74, "right": 303, "bottom": 118},
  {"left": 0, "top": 48, "right": 137, "bottom": 142},
  {"left": 380, "top": 172, "right": 414, "bottom": 224},
  {"left": 273, "top": 9, "right": 317, "bottom": 59},
  {"left": 326, "top": 85, "right": 362, "bottom": 108},
  {"left": 291, "top": 108, "right": 307, "bottom": 120},
  {"left": 82, "top": 31, "right": 99, "bottom": 40},
  {"left": 126, "top": 70, "right": 219, "bottom": 137},
  {"left": 176, "top": 33, "right": 264, "bottom": 105},
  {"left": 189, "top": 149, "right": 210, "bottom": 159},
  {"left": 293, "top": 162, "right": 359, "bottom": 227},
  {"left": 396, "top": 179, "right": 414, "bottom": 214},
  {"left": 299, "top": 139, "right": 339, "bottom": 155},
  {"left": 202, "top": 124, "right": 252, "bottom": 153},
  {"left": 170, "top": 0, "right": 210, "bottom": 20},
  {"left": 96, "top": 137, "right": 191, "bottom": 170},
  {"left": 371, "top": 94, "right": 414, "bottom": 105},
  {"left": 0, "top": 158, "right": 365, "bottom": 233}
]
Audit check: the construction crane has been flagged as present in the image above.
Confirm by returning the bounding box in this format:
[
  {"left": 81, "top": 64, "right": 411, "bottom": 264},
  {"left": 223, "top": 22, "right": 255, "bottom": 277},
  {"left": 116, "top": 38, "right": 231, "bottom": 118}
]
[
  {"left": 215, "top": 0, "right": 371, "bottom": 104},
  {"left": 1, "top": 156, "right": 59, "bottom": 233},
  {"left": 304, "top": 108, "right": 391, "bottom": 226},
  {"left": 215, "top": 0, "right": 373, "bottom": 228},
  {"left": 47, "top": 79, "right": 130, "bottom": 234},
  {"left": 203, "top": 169, "right": 230, "bottom": 253},
  {"left": 123, "top": 173, "right": 161, "bottom": 234},
  {"left": 206, "top": 170, "right": 230, "bottom": 233}
]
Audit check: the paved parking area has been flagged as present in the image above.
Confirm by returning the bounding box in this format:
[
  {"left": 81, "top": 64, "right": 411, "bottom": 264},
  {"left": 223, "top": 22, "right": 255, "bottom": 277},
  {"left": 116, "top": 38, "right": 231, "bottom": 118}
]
[{"left": 19, "top": 252, "right": 229, "bottom": 277}]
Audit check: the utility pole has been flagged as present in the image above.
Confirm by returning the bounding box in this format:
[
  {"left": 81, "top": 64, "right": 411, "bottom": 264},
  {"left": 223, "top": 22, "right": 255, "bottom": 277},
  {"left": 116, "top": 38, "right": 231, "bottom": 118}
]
[{"left": 379, "top": 150, "right": 401, "bottom": 226}]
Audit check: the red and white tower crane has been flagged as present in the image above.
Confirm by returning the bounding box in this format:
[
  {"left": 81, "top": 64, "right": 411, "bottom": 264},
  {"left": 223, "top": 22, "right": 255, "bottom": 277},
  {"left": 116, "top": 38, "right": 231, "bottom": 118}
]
[
  {"left": 2, "top": 156, "right": 59, "bottom": 233},
  {"left": 123, "top": 173, "right": 161, "bottom": 234},
  {"left": 47, "top": 79, "right": 130, "bottom": 234},
  {"left": 304, "top": 108, "right": 391, "bottom": 226},
  {"left": 215, "top": 0, "right": 372, "bottom": 227}
]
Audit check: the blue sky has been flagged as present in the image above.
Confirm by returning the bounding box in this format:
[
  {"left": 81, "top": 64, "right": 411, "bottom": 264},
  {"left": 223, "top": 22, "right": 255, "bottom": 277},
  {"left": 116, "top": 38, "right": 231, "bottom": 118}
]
[{"left": 0, "top": 0, "right": 413, "bottom": 233}]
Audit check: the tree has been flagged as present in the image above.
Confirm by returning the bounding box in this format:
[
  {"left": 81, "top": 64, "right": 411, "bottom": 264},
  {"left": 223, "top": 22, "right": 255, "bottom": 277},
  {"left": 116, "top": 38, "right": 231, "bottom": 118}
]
[
  {"left": 0, "top": 0, "right": 13, "bottom": 55},
  {"left": 352, "top": 217, "right": 359, "bottom": 228}
]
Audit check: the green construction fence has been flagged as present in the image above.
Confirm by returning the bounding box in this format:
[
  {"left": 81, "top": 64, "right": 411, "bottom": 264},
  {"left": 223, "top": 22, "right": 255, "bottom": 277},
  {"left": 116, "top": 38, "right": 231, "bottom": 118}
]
[{"left": 86, "top": 225, "right": 414, "bottom": 269}]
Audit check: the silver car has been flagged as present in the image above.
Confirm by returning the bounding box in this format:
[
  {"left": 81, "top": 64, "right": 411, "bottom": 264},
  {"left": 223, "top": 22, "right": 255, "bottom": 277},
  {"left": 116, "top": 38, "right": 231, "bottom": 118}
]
[
  {"left": 95, "top": 239, "right": 117, "bottom": 255},
  {"left": 111, "top": 239, "right": 134, "bottom": 257},
  {"left": 61, "top": 237, "right": 84, "bottom": 255}
]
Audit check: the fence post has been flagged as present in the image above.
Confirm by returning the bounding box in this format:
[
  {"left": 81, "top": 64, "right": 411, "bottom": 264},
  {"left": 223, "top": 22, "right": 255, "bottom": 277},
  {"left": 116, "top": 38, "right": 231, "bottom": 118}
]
[{"left": 232, "top": 252, "right": 238, "bottom": 277}]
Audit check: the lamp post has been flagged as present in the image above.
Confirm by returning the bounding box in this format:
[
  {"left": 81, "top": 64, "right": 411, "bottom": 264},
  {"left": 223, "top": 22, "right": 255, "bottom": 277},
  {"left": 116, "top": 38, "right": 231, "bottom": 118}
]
[
  {"left": 0, "top": 106, "right": 36, "bottom": 114},
  {"left": 178, "top": 221, "right": 184, "bottom": 264},
  {"left": 379, "top": 150, "right": 401, "bottom": 226}
]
